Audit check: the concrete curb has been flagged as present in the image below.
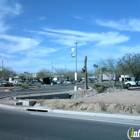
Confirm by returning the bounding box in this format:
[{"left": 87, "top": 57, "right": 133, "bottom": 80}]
[
  {"left": 52, "top": 109, "right": 140, "bottom": 121},
  {"left": 0, "top": 103, "right": 140, "bottom": 121},
  {"left": 0, "top": 103, "right": 26, "bottom": 110},
  {"left": 22, "top": 106, "right": 140, "bottom": 121}
]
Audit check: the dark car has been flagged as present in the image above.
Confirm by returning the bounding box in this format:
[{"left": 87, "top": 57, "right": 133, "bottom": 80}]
[
  {"left": 4, "top": 82, "right": 14, "bottom": 87},
  {"left": 32, "top": 80, "right": 43, "bottom": 85}
]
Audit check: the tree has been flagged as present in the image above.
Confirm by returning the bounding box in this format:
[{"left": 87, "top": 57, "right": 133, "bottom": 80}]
[
  {"left": 117, "top": 53, "right": 140, "bottom": 80},
  {"left": 55, "top": 68, "right": 66, "bottom": 77},
  {"left": 100, "top": 57, "right": 117, "bottom": 81},
  {"left": 0, "top": 67, "right": 17, "bottom": 80},
  {"left": 37, "top": 69, "right": 51, "bottom": 79}
]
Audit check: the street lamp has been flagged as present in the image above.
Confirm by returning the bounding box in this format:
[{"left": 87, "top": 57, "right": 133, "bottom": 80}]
[
  {"left": 0, "top": 60, "right": 3, "bottom": 71},
  {"left": 71, "top": 43, "right": 78, "bottom": 90},
  {"left": 2, "top": 60, "right": 3, "bottom": 71},
  {"left": 1, "top": 60, "right": 3, "bottom": 83},
  {"left": 51, "top": 62, "right": 54, "bottom": 85},
  {"left": 75, "top": 43, "right": 77, "bottom": 90}
]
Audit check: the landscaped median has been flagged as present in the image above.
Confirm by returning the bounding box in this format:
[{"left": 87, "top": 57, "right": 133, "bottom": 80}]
[
  {"left": 36, "top": 88, "right": 140, "bottom": 115},
  {"left": 0, "top": 87, "right": 140, "bottom": 116}
]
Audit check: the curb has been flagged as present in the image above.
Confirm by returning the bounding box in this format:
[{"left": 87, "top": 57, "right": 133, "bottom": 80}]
[
  {"left": 0, "top": 103, "right": 140, "bottom": 121},
  {"left": 52, "top": 109, "right": 140, "bottom": 121},
  {"left": 0, "top": 103, "right": 26, "bottom": 110},
  {"left": 15, "top": 105, "right": 140, "bottom": 121}
]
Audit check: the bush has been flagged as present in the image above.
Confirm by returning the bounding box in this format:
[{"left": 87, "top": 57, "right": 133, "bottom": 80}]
[
  {"left": 137, "top": 106, "right": 140, "bottom": 114},
  {"left": 37, "top": 84, "right": 42, "bottom": 88},
  {"left": 27, "top": 82, "right": 33, "bottom": 86},
  {"left": 114, "top": 83, "right": 122, "bottom": 89},
  {"left": 93, "top": 82, "right": 112, "bottom": 93},
  {"left": 114, "top": 82, "right": 130, "bottom": 90},
  {"left": 123, "top": 83, "right": 130, "bottom": 89},
  {"left": 21, "top": 83, "right": 29, "bottom": 90}
]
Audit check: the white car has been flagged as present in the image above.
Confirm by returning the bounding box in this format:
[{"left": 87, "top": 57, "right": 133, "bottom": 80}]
[{"left": 124, "top": 81, "right": 140, "bottom": 86}]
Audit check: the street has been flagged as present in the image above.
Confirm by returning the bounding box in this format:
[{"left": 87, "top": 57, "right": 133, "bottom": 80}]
[
  {"left": 0, "top": 83, "right": 140, "bottom": 99},
  {"left": 0, "top": 84, "right": 85, "bottom": 98},
  {"left": 0, "top": 108, "right": 139, "bottom": 140}
]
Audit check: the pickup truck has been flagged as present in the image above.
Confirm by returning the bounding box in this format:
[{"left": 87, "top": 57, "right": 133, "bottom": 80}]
[{"left": 124, "top": 81, "right": 140, "bottom": 86}]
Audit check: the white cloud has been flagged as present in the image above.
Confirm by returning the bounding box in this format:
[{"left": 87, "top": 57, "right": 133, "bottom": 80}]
[
  {"left": 0, "top": 0, "right": 22, "bottom": 19},
  {"left": 119, "top": 45, "right": 140, "bottom": 54},
  {"left": 29, "top": 16, "right": 46, "bottom": 22},
  {"left": 95, "top": 32, "right": 129, "bottom": 46},
  {"left": 0, "top": 21, "right": 10, "bottom": 33},
  {"left": 38, "top": 16, "right": 46, "bottom": 21},
  {"left": 0, "top": 34, "right": 41, "bottom": 53},
  {"left": 72, "top": 15, "right": 85, "bottom": 20},
  {"left": 0, "top": 0, "right": 22, "bottom": 33},
  {"left": 95, "top": 18, "right": 140, "bottom": 32},
  {"left": 42, "top": 28, "right": 129, "bottom": 46},
  {"left": 26, "top": 47, "right": 59, "bottom": 58},
  {"left": 0, "top": 52, "right": 13, "bottom": 59}
]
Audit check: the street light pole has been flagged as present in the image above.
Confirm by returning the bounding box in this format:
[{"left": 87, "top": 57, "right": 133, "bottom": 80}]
[
  {"left": 51, "top": 62, "right": 53, "bottom": 85},
  {"left": 74, "top": 43, "right": 77, "bottom": 91},
  {"left": 1, "top": 60, "right": 4, "bottom": 84},
  {"left": 2, "top": 60, "right": 3, "bottom": 71}
]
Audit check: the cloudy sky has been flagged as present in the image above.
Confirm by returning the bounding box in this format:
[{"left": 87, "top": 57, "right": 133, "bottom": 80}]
[{"left": 0, "top": 0, "right": 140, "bottom": 73}]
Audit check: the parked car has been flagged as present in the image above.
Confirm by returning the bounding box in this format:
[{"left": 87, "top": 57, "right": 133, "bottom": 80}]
[
  {"left": 4, "top": 82, "right": 14, "bottom": 87},
  {"left": 124, "top": 81, "right": 140, "bottom": 86},
  {"left": 32, "top": 80, "right": 43, "bottom": 85},
  {"left": 14, "top": 81, "right": 25, "bottom": 86}
]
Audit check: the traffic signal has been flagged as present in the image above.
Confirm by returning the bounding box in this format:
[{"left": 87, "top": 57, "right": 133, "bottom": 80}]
[{"left": 81, "top": 66, "right": 86, "bottom": 73}]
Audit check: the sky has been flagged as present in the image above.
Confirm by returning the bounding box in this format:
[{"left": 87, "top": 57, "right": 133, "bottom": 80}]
[{"left": 0, "top": 0, "right": 140, "bottom": 74}]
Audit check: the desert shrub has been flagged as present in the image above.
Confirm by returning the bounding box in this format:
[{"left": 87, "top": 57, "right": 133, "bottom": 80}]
[
  {"left": 114, "top": 83, "right": 122, "bottom": 89},
  {"left": 114, "top": 82, "right": 129, "bottom": 89},
  {"left": 21, "top": 83, "right": 29, "bottom": 90},
  {"left": 37, "top": 84, "right": 42, "bottom": 88},
  {"left": 27, "top": 82, "right": 33, "bottom": 86},
  {"left": 93, "top": 82, "right": 112, "bottom": 93},
  {"left": 123, "top": 83, "right": 130, "bottom": 89},
  {"left": 137, "top": 106, "right": 140, "bottom": 113}
]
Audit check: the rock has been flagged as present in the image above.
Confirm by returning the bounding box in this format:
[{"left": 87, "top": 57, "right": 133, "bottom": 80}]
[
  {"left": 87, "top": 104, "right": 95, "bottom": 110},
  {"left": 79, "top": 104, "right": 88, "bottom": 110},
  {"left": 94, "top": 103, "right": 102, "bottom": 112},
  {"left": 107, "top": 103, "right": 121, "bottom": 113}
]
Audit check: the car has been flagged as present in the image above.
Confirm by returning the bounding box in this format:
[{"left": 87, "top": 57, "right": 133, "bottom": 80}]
[
  {"left": 32, "top": 80, "right": 43, "bottom": 85},
  {"left": 4, "top": 82, "right": 14, "bottom": 87},
  {"left": 124, "top": 81, "right": 140, "bottom": 86},
  {"left": 136, "top": 80, "right": 140, "bottom": 86},
  {"left": 14, "top": 81, "right": 25, "bottom": 86}
]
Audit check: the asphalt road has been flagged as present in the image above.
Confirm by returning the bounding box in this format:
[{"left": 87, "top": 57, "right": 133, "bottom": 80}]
[
  {"left": 0, "top": 84, "right": 85, "bottom": 98},
  {"left": 0, "top": 108, "right": 139, "bottom": 140},
  {"left": 0, "top": 83, "right": 140, "bottom": 98}
]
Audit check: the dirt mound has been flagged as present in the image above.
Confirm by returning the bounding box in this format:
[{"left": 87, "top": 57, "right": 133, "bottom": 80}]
[{"left": 38, "top": 89, "right": 140, "bottom": 115}]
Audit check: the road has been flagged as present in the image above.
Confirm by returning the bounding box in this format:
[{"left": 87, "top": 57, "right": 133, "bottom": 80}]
[
  {"left": 0, "top": 108, "right": 139, "bottom": 140},
  {"left": 0, "top": 84, "right": 85, "bottom": 98},
  {"left": 0, "top": 83, "right": 140, "bottom": 98}
]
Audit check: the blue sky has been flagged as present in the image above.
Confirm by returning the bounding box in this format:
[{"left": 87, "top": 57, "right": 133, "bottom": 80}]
[{"left": 0, "top": 0, "right": 140, "bottom": 73}]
